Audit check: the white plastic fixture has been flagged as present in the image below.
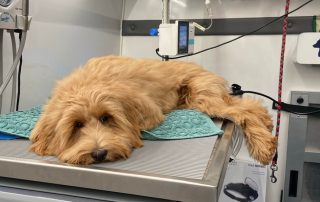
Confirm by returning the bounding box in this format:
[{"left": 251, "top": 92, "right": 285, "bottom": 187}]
[
  {"left": 158, "top": 21, "right": 195, "bottom": 56},
  {"left": 296, "top": 32, "right": 320, "bottom": 65}
]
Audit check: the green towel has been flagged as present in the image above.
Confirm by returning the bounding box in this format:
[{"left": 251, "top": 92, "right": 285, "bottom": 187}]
[{"left": 0, "top": 107, "right": 223, "bottom": 140}]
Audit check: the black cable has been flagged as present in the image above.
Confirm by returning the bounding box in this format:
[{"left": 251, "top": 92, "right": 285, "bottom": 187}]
[
  {"left": 241, "top": 91, "right": 279, "bottom": 105},
  {"left": 16, "top": 32, "right": 22, "bottom": 111},
  {"left": 279, "top": 104, "right": 320, "bottom": 115},
  {"left": 232, "top": 89, "right": 320, "bottom": 116},
  {"left": 244, "top": 91, "right": 320, "bottom": 115},
  {"left": 156, "top": 0, "right": 314, "bottom": 60}
]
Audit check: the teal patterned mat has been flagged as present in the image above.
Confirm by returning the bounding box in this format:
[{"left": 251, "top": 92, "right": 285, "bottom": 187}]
[
  {"left": 142, "top": 109, "right": 223, "bottom": 140},
  {"left": 0, "top": 106, "right": 42, "bottom": 139},
  {"left": 0, "top": 107, "right": 223, "bottom": 140}
]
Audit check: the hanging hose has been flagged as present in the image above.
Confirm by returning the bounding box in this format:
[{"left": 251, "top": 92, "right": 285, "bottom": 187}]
[
  {"left": 0, "top": 30, "right": 3, "bottom": 113},
  {"left": 0, "top": 31, "right": 27, "bottom": 98},
  {"left": 9, "top": 31, "right": 17, "bottom": 112},
  {"left": 270, "top": 0, "right": 291, "bottom": 184},
  {"left": 16, "top": 32, "right": 23, "bottom": 111}
]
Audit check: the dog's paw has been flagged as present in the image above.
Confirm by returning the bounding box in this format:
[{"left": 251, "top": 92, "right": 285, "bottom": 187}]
[
  {"left": 133, "top": 138, "right": 144, "bottom": 149},
  {"left": 29, "top": 142, "right": 50, "bottom": 156},
  {"left": 247, "top": 129, "right": 278, "bottom": 165}
]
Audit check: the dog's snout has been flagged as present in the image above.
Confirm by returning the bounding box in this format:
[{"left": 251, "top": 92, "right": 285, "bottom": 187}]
[{"left": 91, "top": 149, "right": 108, "bottom": 162}]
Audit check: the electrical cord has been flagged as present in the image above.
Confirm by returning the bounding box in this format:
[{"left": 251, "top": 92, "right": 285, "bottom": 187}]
[
  {"left": 16, "top": 32, "right": 22, "bottom": 111},
  {"left": 231, "top": 84, "right": 320, "bottom": 116},
  {"left": 204, "top": 0, "right": 213, "bottom": 31},
  {"left": 9, "top": 30, "right": 23, "bottom": 111},
  {"left": 9, "top": 30, "right": 17, "bottom": 112},
  {"left": 156, "top": 0, "right": 314, "bottom": 59},
  {"left": 205, "top": 18, "right": 213, "bottom": 30},
  {"left": 0, "top": 31, "right": 27, "bottom": 97},
  {"left": 0, "top": 30, "right": 3, "bottom": 113}
]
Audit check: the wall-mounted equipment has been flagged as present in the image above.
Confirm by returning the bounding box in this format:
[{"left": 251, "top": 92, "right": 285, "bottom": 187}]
[
  {"left": 158, "top": 20, "right": 195, "bottom": 56},
  {"left": 0, "top": 0, "right": 31, "bottom": 113},
  {"left": 0, "top": 0, "right": 30, "bottom": 30},
  {"left": 157, "top": 0, "right": 213, "bottom": 58}
]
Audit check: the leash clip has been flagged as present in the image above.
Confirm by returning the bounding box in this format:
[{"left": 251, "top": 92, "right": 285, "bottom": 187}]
[{"left": 270, "top": 164, "right": 278, "bottom": 183}]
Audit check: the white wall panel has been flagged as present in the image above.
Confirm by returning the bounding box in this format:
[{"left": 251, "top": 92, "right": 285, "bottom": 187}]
[
  {"left": 1, "top": 0, "right": 123, "bottom": 112},
  {"left": 122, "top": 0, "right": 320, "bottom": 201}
]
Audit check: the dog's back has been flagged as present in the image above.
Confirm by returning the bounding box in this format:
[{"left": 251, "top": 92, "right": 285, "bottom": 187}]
[{"left": 54, "top": 55, "right": 228, "bottom": 112}]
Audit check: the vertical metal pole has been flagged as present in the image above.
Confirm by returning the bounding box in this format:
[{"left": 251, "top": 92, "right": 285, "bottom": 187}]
[
  {"left": 22, "top": 0, "right": 29, "bottom": 16},
  {"left": 162, "top": 0, "right": 170, "bottom": 24},
  {"left": 162, "top": 0, "right": 170, "bottom": 61},
  {"left": 23, "top": 0, "right": 29, "bottom": 29}
]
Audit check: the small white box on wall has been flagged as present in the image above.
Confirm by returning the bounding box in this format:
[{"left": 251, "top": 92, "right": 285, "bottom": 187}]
[{"left": 296, "top": 32, "right": 320, "bottom": 65}]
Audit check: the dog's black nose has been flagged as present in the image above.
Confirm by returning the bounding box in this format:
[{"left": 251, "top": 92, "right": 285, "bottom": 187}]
[{"left": 91, "top": 149, "right": 108, "bottom": 162}]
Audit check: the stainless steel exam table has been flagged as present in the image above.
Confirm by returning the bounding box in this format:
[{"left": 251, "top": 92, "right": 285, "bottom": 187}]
[{"left": 0, "top": 120, "right": 240, "bottom": 202}]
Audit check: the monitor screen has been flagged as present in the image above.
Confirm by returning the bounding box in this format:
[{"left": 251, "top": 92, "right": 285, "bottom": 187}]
[{"left": 178, "top": 21, "right": 189, "bottom": 54}]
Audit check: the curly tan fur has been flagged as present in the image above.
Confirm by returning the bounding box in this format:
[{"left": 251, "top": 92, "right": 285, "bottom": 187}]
[{"left": 30, "top": 55, "right": 277, "bottom": 165}]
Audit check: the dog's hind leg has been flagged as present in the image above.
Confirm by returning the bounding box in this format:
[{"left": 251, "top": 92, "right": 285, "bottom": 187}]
[{"left": 180, "top": 73, "right": 276, "bottom": 165}]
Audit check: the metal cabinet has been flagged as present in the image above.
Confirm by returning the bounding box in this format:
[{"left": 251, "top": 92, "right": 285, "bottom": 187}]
[{"left": 284, "top": 91, "right": 320, "bottom": 202}]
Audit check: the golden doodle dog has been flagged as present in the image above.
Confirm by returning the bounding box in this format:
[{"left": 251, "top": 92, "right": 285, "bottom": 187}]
[{"left": 30, "top": 55, "right": 277, "bottom": 165}]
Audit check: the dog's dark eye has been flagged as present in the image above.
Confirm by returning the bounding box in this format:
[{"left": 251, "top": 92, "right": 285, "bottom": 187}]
[
  {"left": 100, "top": 115, "right": 109, "bottom": 123},
  {"left": 75, "top": 121, "right": 84, "bottom": 129}
]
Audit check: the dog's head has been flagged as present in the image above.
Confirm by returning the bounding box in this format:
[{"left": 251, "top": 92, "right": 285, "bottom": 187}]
[{"left": 30, "top": 83, "right": 163, "bottom": 165}]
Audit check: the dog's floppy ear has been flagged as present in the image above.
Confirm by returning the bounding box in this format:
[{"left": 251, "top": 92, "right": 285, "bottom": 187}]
[
  {"left": 115, "top": 91, "right": 164, "bottom": 149},
  {"left": 117, "top": 89, "right": 165, "bottom": 131},
  {"left": 30, "top": 105, "right": 60, "bottom": 155}
]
